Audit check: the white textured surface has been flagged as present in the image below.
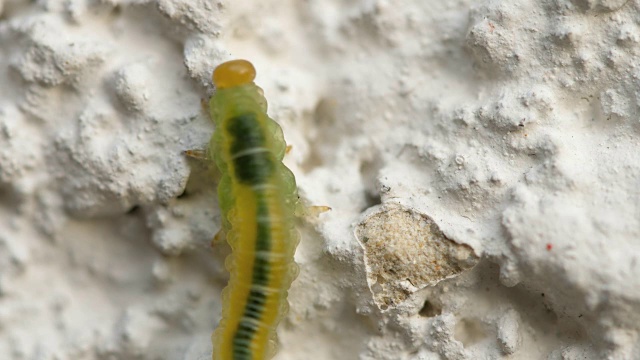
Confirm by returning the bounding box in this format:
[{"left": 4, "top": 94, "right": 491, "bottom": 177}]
[{"left": 1, "top": 0, "right": 640, "bottom": 359}]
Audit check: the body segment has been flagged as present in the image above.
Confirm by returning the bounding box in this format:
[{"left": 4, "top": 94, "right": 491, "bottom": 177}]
[{"left": 208, "top": 60, "right": 299, "bottom": 360}]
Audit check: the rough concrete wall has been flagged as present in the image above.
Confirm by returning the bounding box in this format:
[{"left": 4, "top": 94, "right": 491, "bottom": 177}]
[{"left": 1, "top": 0, "right": 639, "bottom": 359}]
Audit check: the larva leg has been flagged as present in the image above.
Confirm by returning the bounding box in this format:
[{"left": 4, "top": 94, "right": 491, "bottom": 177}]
[
  {"left": 305, "top": 205, "right": 332, "bottom": 216},
  {"left": 294, "top": 201, "right": 331, "bottom": 218},
  {"left": 183, "top": 149, "right": 209, "bottom": 160},
  {"left": 211, "top": 229, "right": 226, "bottom": 247},
  {"left": 285, "top": 144, "right": 293, "bottom": 155}
]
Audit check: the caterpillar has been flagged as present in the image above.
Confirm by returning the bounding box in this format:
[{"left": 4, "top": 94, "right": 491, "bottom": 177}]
[{"left": 207, "top": 59, "right": 300, "bottom": 360}]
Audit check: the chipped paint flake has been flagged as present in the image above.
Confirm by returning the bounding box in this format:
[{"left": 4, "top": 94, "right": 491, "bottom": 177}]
[{"left": 355, "top": 203, "right": 478, "bottom": 310}]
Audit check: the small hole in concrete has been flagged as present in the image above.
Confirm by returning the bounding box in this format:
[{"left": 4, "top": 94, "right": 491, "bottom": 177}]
[
  {"left": 126, "top": 205, "right": 140, "bottom": 215},
  {"left": 419, "top": 300, "right": 442, "bottom": 317},
  {"left": 177, "top": 189, "right": 188, "bottom": 199},
  {"left": 363, "top": 190, "right": 382, "bottom": 209},
  {"left": 359, "top": 158, "right": 383, "bottom": 211}
]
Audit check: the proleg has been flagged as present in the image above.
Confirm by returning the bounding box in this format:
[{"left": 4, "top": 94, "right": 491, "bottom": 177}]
[{"left": 207, "top": 59, "right": 300, "bottom": 360}]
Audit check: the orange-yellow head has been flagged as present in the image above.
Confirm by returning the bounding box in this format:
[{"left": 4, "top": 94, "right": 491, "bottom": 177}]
[{"left": 212, "top": 59, "right": 256, "bottom": 89}]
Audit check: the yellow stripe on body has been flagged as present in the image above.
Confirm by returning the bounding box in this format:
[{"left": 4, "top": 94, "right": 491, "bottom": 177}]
[{"left": 212, "top": 177, "right": 293, "bottom": 360}]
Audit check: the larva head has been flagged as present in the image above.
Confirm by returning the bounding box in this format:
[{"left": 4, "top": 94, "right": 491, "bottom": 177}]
[{"left": 213, "top": 59, "right": 256, "bottom": 89}]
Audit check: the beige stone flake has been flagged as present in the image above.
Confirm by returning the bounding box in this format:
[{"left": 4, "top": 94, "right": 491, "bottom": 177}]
[{"left": 355, "top": 203, "right": 478, "bottom": 310}]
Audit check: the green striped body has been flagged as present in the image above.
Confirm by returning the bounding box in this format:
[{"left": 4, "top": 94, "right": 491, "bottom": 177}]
[{"left": 209, "top": 82, "right": 299, "bottom": 360}]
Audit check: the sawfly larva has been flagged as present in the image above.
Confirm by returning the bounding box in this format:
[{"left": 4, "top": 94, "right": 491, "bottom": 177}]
[{"left": 206, "top": 59, "right": 300, "bottom": 360}]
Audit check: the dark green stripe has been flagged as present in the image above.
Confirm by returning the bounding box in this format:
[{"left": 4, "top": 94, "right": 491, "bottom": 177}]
[
  {"left": 226, "top": 113, "right": 276, "bottom": 359},
  {"left": 232, "top": 193, "right": 271, "bottom": 360},
  {"left": 227, "top": 113, "right": 274, "bottom": 185}
]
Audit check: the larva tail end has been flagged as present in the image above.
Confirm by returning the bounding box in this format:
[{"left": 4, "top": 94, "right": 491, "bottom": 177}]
[{"left": 213, "top": 59, "right": 256, "bottom": 89}]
